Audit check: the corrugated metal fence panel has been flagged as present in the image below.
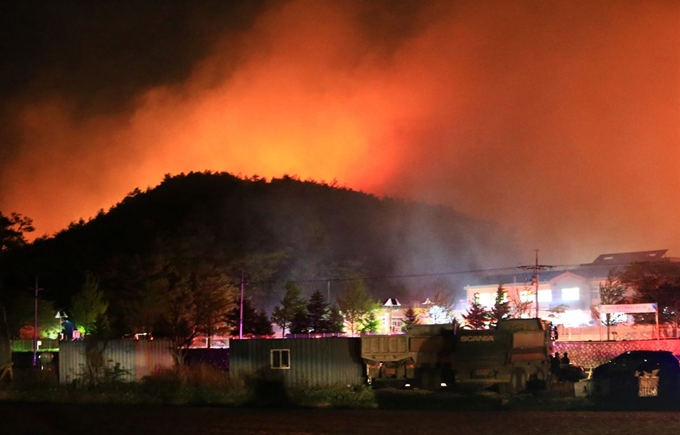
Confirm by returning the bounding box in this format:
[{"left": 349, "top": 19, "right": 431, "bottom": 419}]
[
  {"left": 59, "top": 341, "right": 86, "bottom": 384},
  {"left": 106, "top": 340, "right": 136, "bottom": 382},
  {"left": 59, "top": 340, "right": 174, "bottom": 384},
  {"left": 230, "top": 338, "right": 364, "bottom": 388},
  {"left": 0, "top": 335, "right": 10, "bottom": 367},
  {"left": 134, "top": 340, "right": 174, "bottom": 378}
]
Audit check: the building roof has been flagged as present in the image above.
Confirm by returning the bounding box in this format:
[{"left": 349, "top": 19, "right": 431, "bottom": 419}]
[
  {"left": 382, "top": 298, "right": 401, "bottom": 307},
  {"left": 589, "top": 249, "right": 669, "bottom": 266},
  {"left": 465, "top": 249, "right": 673, "bottom": 288}
]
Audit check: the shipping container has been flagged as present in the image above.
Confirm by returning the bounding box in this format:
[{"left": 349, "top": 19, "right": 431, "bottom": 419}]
[{"left": 230, "top": 337, "right": 364, "bottom": 388}]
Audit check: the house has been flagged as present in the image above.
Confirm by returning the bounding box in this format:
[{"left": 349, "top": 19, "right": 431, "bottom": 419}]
[
  {"left": 375, "top": 298, "right": 406, "bottom": 333},
  {"left": 462, "top": 249, "right": 678, "bottom": 328}
]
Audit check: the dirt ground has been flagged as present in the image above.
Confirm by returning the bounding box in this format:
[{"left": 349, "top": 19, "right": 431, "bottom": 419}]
[{"left": 2, "top": 403, "right": 680, "bottom": 435}]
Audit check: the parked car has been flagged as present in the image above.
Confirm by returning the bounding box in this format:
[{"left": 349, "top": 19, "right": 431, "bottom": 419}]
[
  {"left": 560, "top": 363, "right": 588, "bottom": 382},
  {"left": 591, "top": 350, "right": 680, "bottom": 398}
]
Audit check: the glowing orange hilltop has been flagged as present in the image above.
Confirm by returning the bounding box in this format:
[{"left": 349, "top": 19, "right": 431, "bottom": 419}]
[{"left": 0, "top": 1, "right": 677, "bottom": 265}]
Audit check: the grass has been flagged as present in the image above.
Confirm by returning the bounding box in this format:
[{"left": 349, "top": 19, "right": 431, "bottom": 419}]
[
  {"left": 2, "top": 368, "right": 674, "bottom": 411},
  {"left": 0, "top": 366, "right": 376, "bottom": 408}
]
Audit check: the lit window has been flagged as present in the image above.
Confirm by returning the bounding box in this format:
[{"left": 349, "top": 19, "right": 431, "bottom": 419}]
[
  {"left": 562, "top": 287, "right": 580, "bottom": 301},
  {"left": 538, "top": 289, "right": 552, "bottom": 302},
  {"left": 519, "top": 291, "right": 533, "bottom": 303},
  {"left": 271, "top": 349, "right": 290, "bottom": 369},
  {"left": 478, "top": 293, "right": 494, "bottom": 307}
]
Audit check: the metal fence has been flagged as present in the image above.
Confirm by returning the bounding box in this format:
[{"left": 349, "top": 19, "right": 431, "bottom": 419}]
[{"left": 59, "top": 339, "right": 174, "bottom": 384}]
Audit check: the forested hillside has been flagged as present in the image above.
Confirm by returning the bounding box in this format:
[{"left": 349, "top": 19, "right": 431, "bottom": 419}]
[{"left": 0, "top": 172, "right": 519, "bottom": 337}]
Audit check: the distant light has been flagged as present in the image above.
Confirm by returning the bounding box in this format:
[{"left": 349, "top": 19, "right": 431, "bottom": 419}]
[
  {"left": 404, "top": 383, "right": 411, "bottom": 388},
  {"left": 440, "top": 382, "right": 448, "bottom": 387}
]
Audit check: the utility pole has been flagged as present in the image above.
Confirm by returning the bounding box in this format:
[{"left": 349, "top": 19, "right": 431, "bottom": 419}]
[
  {"left": 239, "top": 270, "right": 244, "bottom": 340},
  {"left": 32, "top": 277, "right": 43, "bottom": 368},
  {"left": 519, "top": 250, "right": 553, "bottom": 318}
]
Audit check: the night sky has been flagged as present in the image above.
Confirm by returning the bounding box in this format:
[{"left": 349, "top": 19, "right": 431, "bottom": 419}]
[{"left": 0, "top": 0, "right": 678, "bottom": 266}]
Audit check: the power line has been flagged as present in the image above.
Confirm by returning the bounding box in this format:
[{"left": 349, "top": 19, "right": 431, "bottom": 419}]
[
  {"left": 244, "top": 259, "right": 644, "bottom": 287},
  {"left": 519, "top": 250, "right": 553, "bottom": 317},
  {"left": 248, "top": 265, "right": 545, "bottom": 286}
]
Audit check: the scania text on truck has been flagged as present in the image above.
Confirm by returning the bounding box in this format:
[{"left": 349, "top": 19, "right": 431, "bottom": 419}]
[{"left": 452, "top": 318, "right": 554, "bottom": 394}]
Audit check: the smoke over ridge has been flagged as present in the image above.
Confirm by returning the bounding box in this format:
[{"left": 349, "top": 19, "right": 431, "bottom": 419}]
[{"left": 0, "top": 0, "right": 678, "bottom": 266}]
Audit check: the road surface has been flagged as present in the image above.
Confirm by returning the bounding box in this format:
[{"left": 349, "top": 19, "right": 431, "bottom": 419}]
[{"left": 1, "top": 403, "right": 680, "bottom": 435}]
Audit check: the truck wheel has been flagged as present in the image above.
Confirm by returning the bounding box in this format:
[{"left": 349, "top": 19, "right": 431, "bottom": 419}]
[
  {"left": 513, "top": 369, "right": 527, "bottom": 393},
  {"left": 529, "top": 369, "right": 547, "bottom": 391},
  {"left": 420, "top": 367, "right": 442, "bottom": 391},
  {"left": 501, "top": 369, "right": 527, "bottom": 394}
]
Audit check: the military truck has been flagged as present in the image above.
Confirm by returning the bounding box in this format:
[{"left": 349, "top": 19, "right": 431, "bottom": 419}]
[
  {"left": 361, "top": 323, "right": 454, "bottom": 390},
  {"left": 452, "top": 318, "right": 554, "bottom": 394}
]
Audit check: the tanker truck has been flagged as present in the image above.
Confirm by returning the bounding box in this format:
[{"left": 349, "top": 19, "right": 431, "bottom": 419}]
[{"left": 452, "top": 318, "right": 554, "bottom": 394}]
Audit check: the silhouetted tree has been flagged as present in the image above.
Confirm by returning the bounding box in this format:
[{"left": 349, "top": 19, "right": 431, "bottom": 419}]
[
  {"left": 596, "top": 272, "right": 626, "bottom": 340},
  {"left": 271, "top": 281, "right": 307, "bottom": 337},
  {"left": 0, "top": 211, "right": 35, "bottom": 348},
  {"left": 151, "top": 268, "right": 196, "bottom": 365},
  {"left": 70, "top": 273, "right": 109, "bottom": 338},
  {"left": 327, "top": 305, "right": 345, "bottom": 334},
  {"left": 0, "top": 211, "right": 34, "bottom": 252},
  {"left": 463, "top": 293, "right": 490, "bottom": 330},
  {"left": 306, "top": 289, "right": 331, "bottom": 333},
  {"left": 337, "top": 280, "right": 374, "bottom": 336},
  {"left": 401, "top": 307, "right": 419, "bottom": 331},
  {"left": 508, "top": 284, "right": 533, "bottom": 318},
  {"left": 361, "top": 312, "right": 381, "bottom": 333},
  {"left": 228, "top": 297, "right": 273, "bottom": 336},
  {"left": 489, "top": 285, "right": 510, "bottom": 327},
  {"left": 428, "top": 280, "right": 456, "bottom": 323},
  {"left": 0, "top": 290, "right": 59, "bottom": 339},
  {"left": 289, "top": 309, "right": 311, "bottom": 334},
  {"left": 191, "top": 264, "right": 237, "bottom": 348},
  {"left": 618, "top": 262, "right": 680, "bottom": 335}
]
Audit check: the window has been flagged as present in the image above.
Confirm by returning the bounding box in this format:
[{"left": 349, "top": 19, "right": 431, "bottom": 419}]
[
  {"left": 561, "top": 287, "right": 580, "bottom": 301},
  {"left": 271, "top": 349, "right": 290, "bottom": 369},
  {"left": 478, "top": 292, "right": 494, "bottom": 307},
  {"left": 519, "top": 290, "right": 533, "bottom": 303},
  {"left": 538, "top": 289, "right": 552, "bottom": 303}
]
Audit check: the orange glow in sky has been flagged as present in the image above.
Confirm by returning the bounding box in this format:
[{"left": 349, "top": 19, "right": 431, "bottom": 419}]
[{"left": 0, "top": 0, "right": 678, "bottom": 265}]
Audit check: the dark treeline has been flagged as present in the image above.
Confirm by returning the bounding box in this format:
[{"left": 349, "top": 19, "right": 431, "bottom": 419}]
[{"left": 0, "top": 171, "right": 517, "bottom": 338}]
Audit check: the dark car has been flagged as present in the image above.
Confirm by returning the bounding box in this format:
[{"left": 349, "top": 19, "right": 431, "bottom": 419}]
[
  {"left": 592, "top": 350, "right": 680, "bottom": 398},
  {"left": 559, "top": 363, "right": 588, "bottom": 382}
]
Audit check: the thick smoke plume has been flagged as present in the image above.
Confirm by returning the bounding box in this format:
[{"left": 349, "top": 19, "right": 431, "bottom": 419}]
[{"left": 0, "top": 0, "right": 678, "bottom": 266}]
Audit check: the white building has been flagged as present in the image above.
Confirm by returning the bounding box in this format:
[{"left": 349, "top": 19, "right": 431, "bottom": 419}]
[{"left": 463, "top": 250, "right": 677, "bottom": 328}]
